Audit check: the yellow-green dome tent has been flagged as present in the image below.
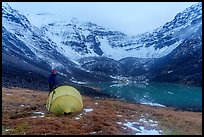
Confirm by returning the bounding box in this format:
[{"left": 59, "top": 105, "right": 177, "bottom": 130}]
[{"left": 46, "top": 86, "right": 83, "bottom": 114}]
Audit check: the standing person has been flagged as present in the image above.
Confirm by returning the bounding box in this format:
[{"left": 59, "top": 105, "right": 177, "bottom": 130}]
[{"left": 48, "top": 69, "right": 57, "bottom": 93}]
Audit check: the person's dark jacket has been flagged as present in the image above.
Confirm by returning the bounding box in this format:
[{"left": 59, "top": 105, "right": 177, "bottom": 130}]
[{"left": 48, "top": 74, "right": 57, "bottom": 91}]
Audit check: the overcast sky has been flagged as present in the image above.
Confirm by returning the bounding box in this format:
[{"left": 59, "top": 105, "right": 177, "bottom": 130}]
[{"left": 7, "top": 2, "right": 197, "bottom": 35}]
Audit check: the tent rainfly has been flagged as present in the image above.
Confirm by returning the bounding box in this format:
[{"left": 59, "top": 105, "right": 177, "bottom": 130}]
[{"left": 46, "top": 86, "right": 83, "bottom": 114}]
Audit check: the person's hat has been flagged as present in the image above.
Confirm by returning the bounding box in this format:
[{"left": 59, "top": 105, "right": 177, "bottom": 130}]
[{"left": 51, "top": 69, "right": 57, "bottom": 74}]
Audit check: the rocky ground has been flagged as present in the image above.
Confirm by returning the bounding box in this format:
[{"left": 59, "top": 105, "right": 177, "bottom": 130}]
[{"left": 2, "top": 87, "right": 202, "bottom": 135}]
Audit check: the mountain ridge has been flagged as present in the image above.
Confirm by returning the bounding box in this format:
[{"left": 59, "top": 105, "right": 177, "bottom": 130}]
[{"left": 2, "top": 2, "right": 202, "bottom": 88}]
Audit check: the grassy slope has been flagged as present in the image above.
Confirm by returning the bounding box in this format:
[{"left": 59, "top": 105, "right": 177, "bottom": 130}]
[{"left": 2, "top": 87, "right": 202, "bottom": 135}]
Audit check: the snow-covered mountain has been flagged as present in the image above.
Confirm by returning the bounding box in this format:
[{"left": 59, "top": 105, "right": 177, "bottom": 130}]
[
  {"left": 2, "top": 3, "right": 115, "bottom": 86},
  {"left": 2, "top": 2, "right": 202, "bottom": 87},
  {"left": 24, "top": 2, "right": 202, "bottom": 62}
]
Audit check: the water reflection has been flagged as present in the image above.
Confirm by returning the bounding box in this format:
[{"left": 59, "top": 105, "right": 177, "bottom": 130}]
[{"left": 87, "top": 82, "right": 202, "bottom": 111}]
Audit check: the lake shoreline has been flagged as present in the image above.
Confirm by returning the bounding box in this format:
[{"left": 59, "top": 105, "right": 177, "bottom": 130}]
[
  {"left": 2, "top": 87, "right": 202, "bottom": 135},
  {"left": 76, "top": 82, "right": 202, "bottom": 112}
]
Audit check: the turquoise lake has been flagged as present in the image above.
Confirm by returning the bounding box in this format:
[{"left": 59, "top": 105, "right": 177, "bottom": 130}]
[{"left": 85, "top": 82, "right": 202, "bottom": 112}]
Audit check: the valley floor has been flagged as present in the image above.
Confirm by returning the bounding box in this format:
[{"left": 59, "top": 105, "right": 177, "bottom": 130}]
[{"left": 2, "top": 87, "right": 202, "bottom": 135}]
